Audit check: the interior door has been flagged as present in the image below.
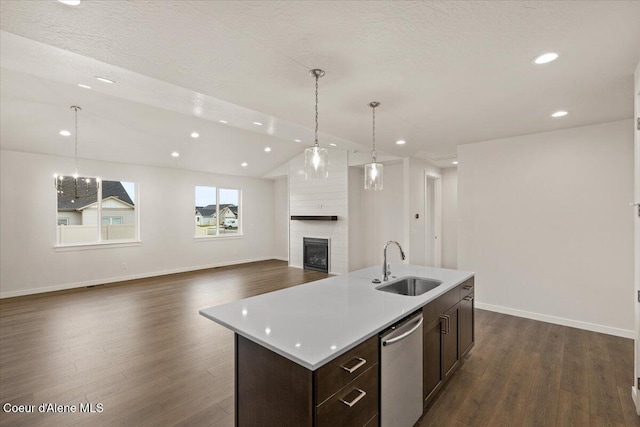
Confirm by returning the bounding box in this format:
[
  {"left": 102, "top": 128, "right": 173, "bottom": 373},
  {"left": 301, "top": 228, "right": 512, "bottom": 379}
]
[{"left": 425, "top": 173, "right": 442, "bottom": 267}]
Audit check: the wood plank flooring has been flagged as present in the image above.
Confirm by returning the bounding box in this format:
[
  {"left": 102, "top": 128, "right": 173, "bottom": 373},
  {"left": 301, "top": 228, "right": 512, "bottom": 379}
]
[
  {"left": 1, "top": 260, "right": 638, "bottom": 426},
  {"left": 418, "top": 310, "right": 639, "bottom": 427}
]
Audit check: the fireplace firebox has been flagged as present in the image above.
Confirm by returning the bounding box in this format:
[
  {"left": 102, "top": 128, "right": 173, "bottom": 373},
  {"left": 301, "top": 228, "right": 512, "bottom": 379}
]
[{"left": 303, "top": 237, "right": 329, "bottom": 273}]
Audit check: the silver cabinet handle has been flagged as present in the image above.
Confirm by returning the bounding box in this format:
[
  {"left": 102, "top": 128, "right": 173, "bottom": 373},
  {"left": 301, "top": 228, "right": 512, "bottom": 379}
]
[
  {"left": 463, "top": 296, "right": 474, "bottom": 302},
  {"left": 382, "top": 317, "right": 423, "bottom": 346},
  {"left": 440, "top": 314, "right": 449, "bottom": 334},
  {"left": 463, "top": 285, "right": 473, "bottom": 290},
  {"left": 340, "top": 388, "right": 366, "bottom": 407},
  {"left": 341, "top": 357, "right": 366, "bottom": 373}
]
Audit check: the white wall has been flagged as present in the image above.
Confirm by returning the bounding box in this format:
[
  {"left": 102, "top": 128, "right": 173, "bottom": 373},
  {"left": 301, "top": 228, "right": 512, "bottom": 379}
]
[
  {"left": 288, "top": 149, "right": 348, "bottom": 274},
  {"left": 0, "top": 150, "right": 276, "bottom": 297},
  {"left": 458, "top": 120, "right": 635, "bottom": 337},
  {"left": 441, "top": 167, "right": 458, "bottom": 269},
  {"left": 348, "top": 163, "right": 406, "bottom": 272},
  {"left": 272, "top": 176, "right": 289, "bottom": 261},
  {"left": 408, "top": 158, "right": 442, "bottom": 265}
]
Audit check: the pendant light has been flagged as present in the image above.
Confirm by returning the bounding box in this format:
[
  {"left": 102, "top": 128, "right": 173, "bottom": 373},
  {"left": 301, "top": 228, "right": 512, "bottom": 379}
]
[
  {"left": 364, "top": 101, "right": 383, "bottom": 190},
  {"left": 304, "top": 69, "right": 328, "bottom": 180},
  {"left": 54, "top": 106, "right": 100, "bottom": 202}
]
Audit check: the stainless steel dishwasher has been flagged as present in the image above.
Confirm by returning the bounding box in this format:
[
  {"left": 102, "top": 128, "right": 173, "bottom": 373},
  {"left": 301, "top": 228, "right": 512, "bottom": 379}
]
[{"left": 380, "top": 311, "right": 424, "bottom": 427}]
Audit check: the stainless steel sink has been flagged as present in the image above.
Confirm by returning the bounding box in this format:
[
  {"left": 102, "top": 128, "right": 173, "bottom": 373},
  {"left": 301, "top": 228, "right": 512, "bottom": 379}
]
[{"left": 376, "top": 276, "right": 442, "bottom": 296}]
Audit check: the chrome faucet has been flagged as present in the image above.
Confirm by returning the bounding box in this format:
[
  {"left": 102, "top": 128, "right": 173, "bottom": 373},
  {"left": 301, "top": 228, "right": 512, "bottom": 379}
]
[{"left": 383, "top": 240, "right": 406, "bottom": 281}]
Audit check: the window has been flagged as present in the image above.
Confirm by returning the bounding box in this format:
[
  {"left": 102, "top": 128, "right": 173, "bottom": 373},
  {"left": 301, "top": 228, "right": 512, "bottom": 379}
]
[
  {"left": 56, "top": 176, "right": 138, "bottom": 246},
  {"left": 195, "top": 186, "right": 241, "bottom": 238},
  {"left": 102, "top": 216, "right": 123, "bottom": 225}
]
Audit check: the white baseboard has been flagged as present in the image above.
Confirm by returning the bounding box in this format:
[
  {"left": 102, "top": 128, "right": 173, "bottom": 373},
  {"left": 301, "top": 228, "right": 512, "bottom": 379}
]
[
  {"left": 476, "top": 302, "right": 635, "bottom": 339},
  {"left": 272, "top": 256, "right": 289, "bottom": 262},
  {"left": 633, "top": 386, "right": 639, "bottom": 415},
  {"left": 0, "top": 257, "right": 282, "bottom": 299}
]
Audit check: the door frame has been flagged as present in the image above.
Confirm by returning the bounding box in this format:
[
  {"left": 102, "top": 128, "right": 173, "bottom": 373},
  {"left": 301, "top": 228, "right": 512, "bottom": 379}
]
[
  {"left": 425, "top": 172, "right": 442, "bottom": 268},
  {"left": 633, "top": 62, "right": 640, "bottom": 415}
]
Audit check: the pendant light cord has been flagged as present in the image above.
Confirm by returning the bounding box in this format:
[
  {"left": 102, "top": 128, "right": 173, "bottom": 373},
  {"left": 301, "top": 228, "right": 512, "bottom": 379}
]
[
  {"left": 71, "top": 106, "right": 81, "bottom": 175},
  {"left": 314, "top": 74, "right": 319, "bottom": 147},
  {"left": 372, "top": 104, "right": 377, "bottom": 162}
]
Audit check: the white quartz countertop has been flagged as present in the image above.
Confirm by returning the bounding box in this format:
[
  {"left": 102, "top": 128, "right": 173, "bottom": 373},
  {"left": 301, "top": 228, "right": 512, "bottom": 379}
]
[{"left": 199, "top": 264, "right": 474, "bottom": 370}]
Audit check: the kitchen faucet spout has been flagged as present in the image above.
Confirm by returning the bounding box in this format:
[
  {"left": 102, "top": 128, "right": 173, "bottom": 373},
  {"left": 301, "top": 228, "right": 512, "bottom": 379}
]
[{"left": 383, "top": 240, "right": 405, "bottom": 281}]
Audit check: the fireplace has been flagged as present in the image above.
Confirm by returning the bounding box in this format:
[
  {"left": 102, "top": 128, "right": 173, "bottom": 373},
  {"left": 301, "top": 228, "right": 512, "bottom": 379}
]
[{"left": 303, "top": 237, "right": 330, "bottom": 273}]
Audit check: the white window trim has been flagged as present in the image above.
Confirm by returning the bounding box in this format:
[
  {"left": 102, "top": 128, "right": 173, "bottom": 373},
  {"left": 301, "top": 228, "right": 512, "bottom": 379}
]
[{"left": 194, "top": 186, "right": 243, "bottom": 239}]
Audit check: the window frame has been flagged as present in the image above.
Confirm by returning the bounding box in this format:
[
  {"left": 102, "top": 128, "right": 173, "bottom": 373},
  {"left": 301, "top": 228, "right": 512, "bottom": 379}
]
[
  {"left": 194, "top": 186, "right": 242, "bottom": 239},
  {"left": 55, "top": 177, "right": 140, "bottom": 249}
]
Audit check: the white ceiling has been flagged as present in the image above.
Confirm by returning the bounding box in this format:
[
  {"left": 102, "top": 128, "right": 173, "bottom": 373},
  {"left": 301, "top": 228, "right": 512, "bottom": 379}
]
[{"left": 1, "top": 0, "right": 639, "bottom": 176}]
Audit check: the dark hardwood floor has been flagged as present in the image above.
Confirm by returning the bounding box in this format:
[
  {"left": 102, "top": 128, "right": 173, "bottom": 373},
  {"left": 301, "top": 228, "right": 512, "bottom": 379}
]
[{"left": 0, "top": 260, "right": 637, "bottom": 426}]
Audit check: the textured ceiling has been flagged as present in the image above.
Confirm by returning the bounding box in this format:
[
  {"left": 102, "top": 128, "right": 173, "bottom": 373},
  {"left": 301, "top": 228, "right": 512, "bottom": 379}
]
[{"left": 1, "top": 0, "right": 639, "bottom": 174}]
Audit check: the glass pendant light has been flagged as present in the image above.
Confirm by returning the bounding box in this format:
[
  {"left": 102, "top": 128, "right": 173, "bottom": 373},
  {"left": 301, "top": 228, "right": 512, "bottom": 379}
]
[
  {"left": 304, "top": 69, "right": 328, "bottom": 180},
  {"left": 364, "top": 101, "right": 383, "bottom": 190}
]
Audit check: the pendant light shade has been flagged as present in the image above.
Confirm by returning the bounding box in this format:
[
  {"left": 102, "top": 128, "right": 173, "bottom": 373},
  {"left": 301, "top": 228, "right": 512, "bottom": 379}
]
[
  {"left": 364, "top": 101, "right": 383, "bottom": 190},
  {"left": 305, "top": 69, "right": 328, "bottom": 180}
]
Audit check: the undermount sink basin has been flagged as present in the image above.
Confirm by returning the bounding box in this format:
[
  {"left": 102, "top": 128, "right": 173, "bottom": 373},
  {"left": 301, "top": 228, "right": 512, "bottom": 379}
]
[{"left": 376, "top": 276, "right": 442, "bottom": 296}]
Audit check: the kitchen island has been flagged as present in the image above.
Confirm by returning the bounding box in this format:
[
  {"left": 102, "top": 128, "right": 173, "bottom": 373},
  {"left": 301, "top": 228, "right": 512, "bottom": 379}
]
[{"left": 200, "top": 264, "right": 475, "bottom": 426}]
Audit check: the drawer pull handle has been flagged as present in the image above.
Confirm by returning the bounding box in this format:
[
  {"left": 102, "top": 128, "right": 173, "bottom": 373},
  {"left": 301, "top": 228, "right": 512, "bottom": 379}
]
[
  {"left": 440, "top": 314, "right": 450, "bottom": 334},
  {"left": 463, "top": 296, "right": 474, "bottom": 302},
  {"left": 463, "top": 285, "right": 473, "bottom": 290},
  {"left": 340, "top": 388, "right": 367, "bottom": 407},
  {"left": 341, "top": 357, "right": 366, "bottom": 373}
]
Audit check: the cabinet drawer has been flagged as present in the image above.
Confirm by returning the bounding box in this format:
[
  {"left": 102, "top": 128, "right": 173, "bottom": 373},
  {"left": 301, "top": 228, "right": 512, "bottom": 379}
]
[
  {"left": 314, "top": 335, "right": 378, "bottom": 404},
  {"left": 458, "top": 277, "right": 474, "bottom": 298},
  {"left": 437, "top": 285, "right": 460, "bottom": 313},
  {"left": 315, "top": 365, "right": 378, "bottom": 427}
]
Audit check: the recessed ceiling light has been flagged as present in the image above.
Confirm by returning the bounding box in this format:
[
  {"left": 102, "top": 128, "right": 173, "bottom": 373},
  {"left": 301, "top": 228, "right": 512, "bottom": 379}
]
[
  {"left": 294, "top": 139, "right": 301, "bottom": 143},
  {"left": 57, "top": 0, "right": 81, "bottom": 5},
  {"left": 452, "top": 161, "right": 459, "bottom": 165},
  {"left": 396, "top": 140, "right": 406, "bottom": 145},
  {"left": 241, "top": 162, "right": 248, "bottom": 167},
  {"left": 551, "top": 110, "right": 568, "bottom": 118},
  {"left": 219, "top": 120, "right": 228, "bottom": 124},
  {"left": 190, "top": 132, "right": 199, "bottom": 138},
  {"left": 95, "top": 76, "right": 115, "bottom": 84},
  {"left": 330, "top": 143, "right": 337, "bottom": 147},
  {"left": 264, "top": 147, "right": 271, "bottom": 152},
  {"left": 533, "top": 52, "right": 559, "bottom": 65},
  {"left": 252, "top": 121, "right": 263, "bottom": 126},
  {"left": 78, "top": 84, "right": 91, "bottom": 89},
  {"left": 171, "top": 152, "right": 180, "bottom": 157},
  {"left": 59, "top": 130, "right": 71, "bottom": 136}
]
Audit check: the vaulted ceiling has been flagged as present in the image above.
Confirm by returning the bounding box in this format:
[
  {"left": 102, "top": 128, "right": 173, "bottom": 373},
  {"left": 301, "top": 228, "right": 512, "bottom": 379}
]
[{"left": 1, "top": 1, "right": 639, "bottom": 176}]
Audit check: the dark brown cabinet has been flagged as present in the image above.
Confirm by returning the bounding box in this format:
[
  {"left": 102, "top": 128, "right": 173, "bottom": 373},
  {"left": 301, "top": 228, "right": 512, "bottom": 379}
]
[
  {"left": 423, "top": 316, "right": 443, "bottom": 401},
  {"left": 422, "top": 277, "right": 474, "bottom": 407},
  {"left": 441, "top": 304, "right": 460, "bottom": 380},
  {"left": 459, "top": 294, "right": 474, "bottom": 357},
  {"left": 235, "top": 334, "right": 378, "bottom": 427}
]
